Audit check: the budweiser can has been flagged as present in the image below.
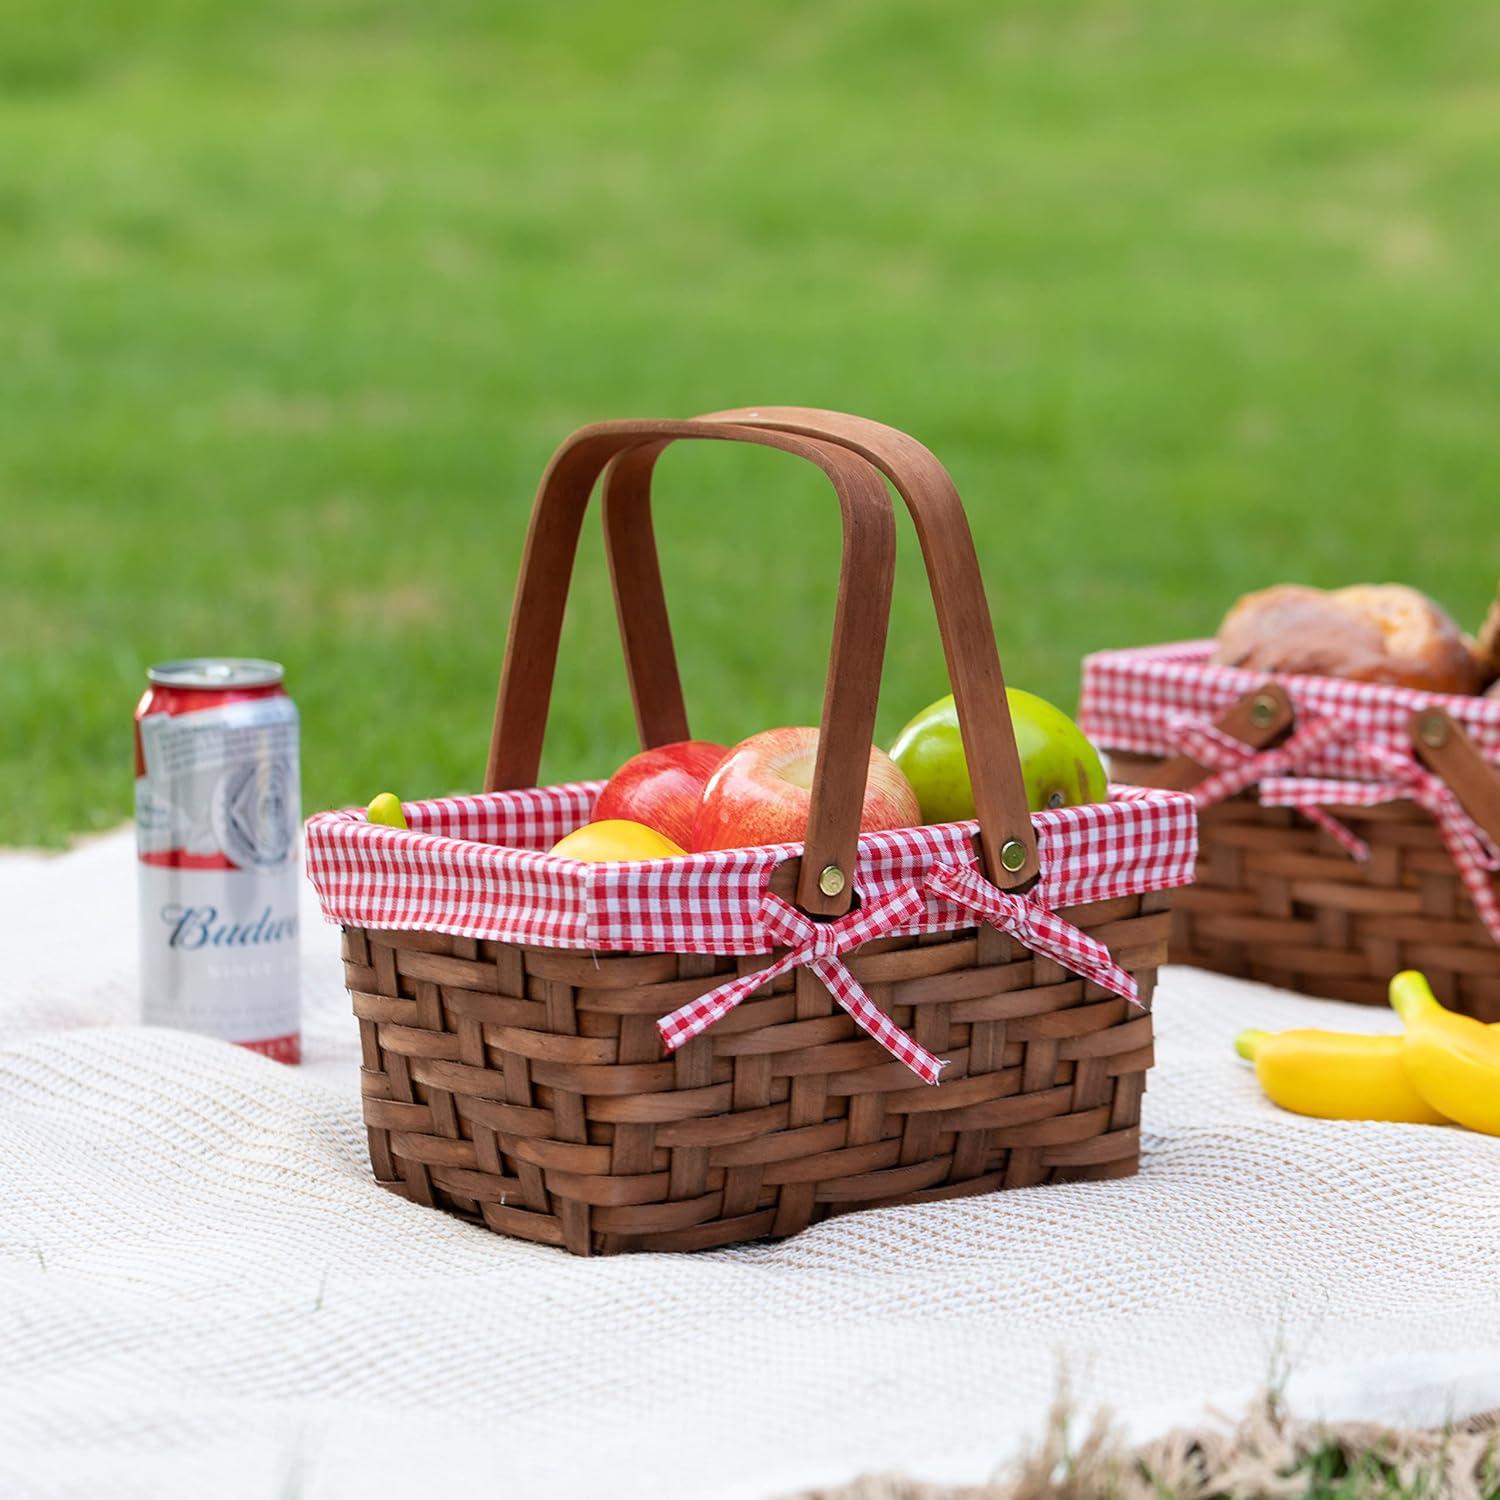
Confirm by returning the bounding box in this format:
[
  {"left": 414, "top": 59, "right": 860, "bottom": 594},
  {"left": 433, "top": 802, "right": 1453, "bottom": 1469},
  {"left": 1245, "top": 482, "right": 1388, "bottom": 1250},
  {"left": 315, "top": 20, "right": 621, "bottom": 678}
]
[{"left": 134, "top": 659, "right": 301, "bottom": 1062}]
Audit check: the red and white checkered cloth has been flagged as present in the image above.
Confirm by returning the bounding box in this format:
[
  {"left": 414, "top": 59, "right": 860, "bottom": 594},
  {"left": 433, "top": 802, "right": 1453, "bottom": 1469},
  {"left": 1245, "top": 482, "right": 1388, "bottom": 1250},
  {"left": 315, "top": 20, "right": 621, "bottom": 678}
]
[
  {"left": 306, "top": 782, "right": 1196, "bottom": 1082},
  {"left": 1164, "top": 712, "right": 1364, "bottom": 849},
  {"left": 1080, "top": 640, "right": 1500, "bottom": 942},
  {"left": 1260, "top": 744, "right": 1500, "bottom": 940},
  {"left": 306, "top": 781, "right": 1195, "bottom": 954},
  {"left": 656, "top": 885, "right": 946, "bottom": 1083},
  {"left": 1080, "top": 640, "right": 1500, "bottom": 771}
]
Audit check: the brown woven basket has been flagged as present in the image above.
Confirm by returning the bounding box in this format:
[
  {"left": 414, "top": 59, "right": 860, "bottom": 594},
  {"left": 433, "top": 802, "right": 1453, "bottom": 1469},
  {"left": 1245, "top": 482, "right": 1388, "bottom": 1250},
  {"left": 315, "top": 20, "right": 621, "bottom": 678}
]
[
  {"left": 344, "top": 894, "right": 1167, "bottom": 1255},
  {"left": 1114, "top": 688, "right": 1500, "bottom": 1020},
  {"left": 338, "top": 407, "right": 1177, "bottom": 1255}
]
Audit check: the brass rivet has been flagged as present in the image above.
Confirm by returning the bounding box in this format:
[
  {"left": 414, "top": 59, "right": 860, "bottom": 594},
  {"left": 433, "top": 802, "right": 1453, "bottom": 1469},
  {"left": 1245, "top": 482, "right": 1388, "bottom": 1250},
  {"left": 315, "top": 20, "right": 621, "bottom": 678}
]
[
  {"left": 1419, "top": 712, "right": 1449, "bottom": 749},
  {"left": 1249, "top": 693, "right": 1278, "bottom": 728},
  {"left": 818, "top": 864, "right": 846, "bottom": 897},
  {"left": 1000, "top": 839, "right": 1028, "bottom": 874}
]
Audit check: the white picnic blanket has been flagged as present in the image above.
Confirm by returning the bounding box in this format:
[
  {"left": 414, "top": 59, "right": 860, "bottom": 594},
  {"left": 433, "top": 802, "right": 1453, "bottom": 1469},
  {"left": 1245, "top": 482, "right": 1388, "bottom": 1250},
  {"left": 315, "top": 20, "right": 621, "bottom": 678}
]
[{"left": 3, "top": 831, "right": 1499, "bottom": 1500}]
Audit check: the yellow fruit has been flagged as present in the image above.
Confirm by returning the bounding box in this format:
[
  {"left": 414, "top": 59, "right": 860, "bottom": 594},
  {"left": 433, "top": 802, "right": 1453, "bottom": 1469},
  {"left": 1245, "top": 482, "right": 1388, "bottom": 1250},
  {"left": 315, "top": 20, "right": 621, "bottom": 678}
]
[
  {"left": 1389, "top": 970, "right": 1500, "bottom": 1136},
  {"left": 549, "top": 819, "right": 685, "bottom": 862},
  {"left": 366, "top": 792, "right": 408, "bottom": 829},
  {"left": 1234, "top": 1027, "right": 1447, "bottom": 1124}
]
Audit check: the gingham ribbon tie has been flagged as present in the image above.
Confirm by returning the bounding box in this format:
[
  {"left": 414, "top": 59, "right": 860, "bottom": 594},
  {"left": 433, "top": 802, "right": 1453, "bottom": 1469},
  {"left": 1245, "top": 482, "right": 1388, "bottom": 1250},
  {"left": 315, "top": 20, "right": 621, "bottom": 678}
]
[
  {"left": 1258, "top": 743, "right": 1500, "bottom": 941},
  {"left": 656, "top": 883, "right": 946, "bottom": 1085},
  {"left": 1166, "top": 710, "right": 1361, "bottom": 849},
  {"left": 923, "top": 862, "right": 1140, "bottom": 1008}
]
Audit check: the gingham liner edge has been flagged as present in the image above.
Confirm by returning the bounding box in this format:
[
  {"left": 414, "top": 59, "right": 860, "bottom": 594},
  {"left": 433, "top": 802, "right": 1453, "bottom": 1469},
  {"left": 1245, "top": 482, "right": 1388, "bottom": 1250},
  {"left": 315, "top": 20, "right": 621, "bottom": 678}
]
[
  {"left": 305, "top": 781, "right": 1198, "bottom": 955},
  {"left": 1079, "top": 639, "right": 1500, "bottom": 771}
]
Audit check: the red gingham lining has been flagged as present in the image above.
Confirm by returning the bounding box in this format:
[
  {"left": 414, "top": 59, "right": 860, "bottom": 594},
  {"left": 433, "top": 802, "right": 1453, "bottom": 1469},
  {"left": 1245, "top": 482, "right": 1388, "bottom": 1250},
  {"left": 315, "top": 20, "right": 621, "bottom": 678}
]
[
  {"left": 1079, "top": 640, "right": 1500, "bottom": 774},
  {"left": 656, "top": 886, "right": 948, "bottom": 1084},
  {"left": 305, "top": 781, "right": 1197, "bottom": 955}
]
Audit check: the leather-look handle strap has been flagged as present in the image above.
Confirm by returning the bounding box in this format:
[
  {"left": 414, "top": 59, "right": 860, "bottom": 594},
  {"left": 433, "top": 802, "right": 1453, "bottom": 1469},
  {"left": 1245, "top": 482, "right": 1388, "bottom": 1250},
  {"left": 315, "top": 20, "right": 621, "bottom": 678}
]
[
  {"left": 1128, "top": 682, "right": 1296, "bottom": 791},
  {"left": 1410, "top": 708, "right": 1500, "bottom": 848}
]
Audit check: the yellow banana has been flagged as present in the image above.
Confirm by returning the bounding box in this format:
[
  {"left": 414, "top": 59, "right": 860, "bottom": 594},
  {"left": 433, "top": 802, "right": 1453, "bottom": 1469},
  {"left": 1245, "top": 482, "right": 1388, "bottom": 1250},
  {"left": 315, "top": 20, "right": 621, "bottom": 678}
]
[
  {"left": 1389, "top": 970, "right": 1500, "bottom": 1136},
  {"left": 1234, "top": 1027, "right": 1448, "bottom": 1124}
]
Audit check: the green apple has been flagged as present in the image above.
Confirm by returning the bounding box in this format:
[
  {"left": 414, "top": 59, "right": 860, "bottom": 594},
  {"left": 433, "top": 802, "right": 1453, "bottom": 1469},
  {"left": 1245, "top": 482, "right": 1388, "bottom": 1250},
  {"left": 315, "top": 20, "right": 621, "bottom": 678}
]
[{"left": 889, "top": 688, "right": 1107, "bottom": 823}]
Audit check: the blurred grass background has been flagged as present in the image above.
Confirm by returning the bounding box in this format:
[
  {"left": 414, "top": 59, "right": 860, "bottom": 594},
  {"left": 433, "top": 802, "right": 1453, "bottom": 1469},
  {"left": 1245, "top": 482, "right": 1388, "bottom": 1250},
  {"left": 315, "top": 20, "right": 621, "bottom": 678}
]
[{"left": 3, "top": 0, "right": 1498, "bottom": 845}]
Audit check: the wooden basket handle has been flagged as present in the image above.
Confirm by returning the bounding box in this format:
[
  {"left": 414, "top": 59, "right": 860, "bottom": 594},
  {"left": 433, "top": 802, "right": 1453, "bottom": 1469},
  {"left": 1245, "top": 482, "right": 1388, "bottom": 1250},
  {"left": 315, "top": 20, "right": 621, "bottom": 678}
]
[
  {"left": 492, "top": 417, "right": 1044, "bottom": 918},
  {"left": 1410, "top": 708, "right": 1500, "bottom": 848},
  {"left": 601, "top": 405, "right": 1040, "bottom": 890},
  {"left": 488, "top": 419, "right": 900, "bottom": 915},
  {"left": 1123, "top": 683, "right": 1296, "bottom": 792}
]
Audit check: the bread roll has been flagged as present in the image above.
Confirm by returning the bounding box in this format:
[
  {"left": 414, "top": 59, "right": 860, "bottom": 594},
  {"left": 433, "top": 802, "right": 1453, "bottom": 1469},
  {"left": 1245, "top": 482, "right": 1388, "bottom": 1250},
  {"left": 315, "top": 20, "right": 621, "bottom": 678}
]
[
  {"left": 1213, "top": 583, "right": 1482, "bottom": 695},
  {"left": 1475, "top": 586, "right": 1500, "bottom": 690}
]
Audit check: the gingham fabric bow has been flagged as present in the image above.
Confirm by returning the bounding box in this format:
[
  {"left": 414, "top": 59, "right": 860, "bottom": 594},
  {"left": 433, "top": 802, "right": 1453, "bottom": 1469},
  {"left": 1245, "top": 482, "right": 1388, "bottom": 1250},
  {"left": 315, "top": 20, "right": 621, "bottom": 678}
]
[
  {"left": 657, "top": 862, "right": 1150, "bottom": 1085},
  {"left": 1166, "top": 710, "right": 1360, "bottom": 848},
  {"left": 1259, "top": 744, "right": 1500, "bottom": 942},
  {"left": 656, "top": 884, "right": 944, "bottom": 1084},
  {"left": 923, "top": 862, "right": 1141, "bottom": 1009}
]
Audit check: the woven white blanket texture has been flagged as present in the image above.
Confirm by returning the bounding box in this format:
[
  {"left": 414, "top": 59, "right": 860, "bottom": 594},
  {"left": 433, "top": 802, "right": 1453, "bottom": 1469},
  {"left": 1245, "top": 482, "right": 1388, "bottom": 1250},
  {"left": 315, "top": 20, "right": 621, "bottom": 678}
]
[{"left": 3, "top": 832, "right": 1499, "bottom": 1500}]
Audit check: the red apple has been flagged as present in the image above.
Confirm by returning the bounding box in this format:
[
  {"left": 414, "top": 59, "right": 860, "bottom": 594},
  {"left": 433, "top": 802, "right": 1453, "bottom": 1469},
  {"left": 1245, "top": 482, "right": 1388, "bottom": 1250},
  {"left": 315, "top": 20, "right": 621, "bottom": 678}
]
[
  {"left": 592, "top": 740, "right": 729, "bottom": 850},
  {"left": 691, "top": 726, "right": 921, "bottom": 851}
]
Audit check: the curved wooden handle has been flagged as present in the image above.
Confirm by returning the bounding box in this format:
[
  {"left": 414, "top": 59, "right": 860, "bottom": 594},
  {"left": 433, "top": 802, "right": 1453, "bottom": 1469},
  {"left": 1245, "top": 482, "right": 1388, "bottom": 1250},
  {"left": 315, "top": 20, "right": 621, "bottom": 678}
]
[
  {"left": 487, "top": 419, "right": 897, "bottom": 915},
  {"left": 1410, "top": 708, "right": 1500, "bottom": 848},
  {"left": 602, "top": 405, "right": 1039, "bottom": 887}
]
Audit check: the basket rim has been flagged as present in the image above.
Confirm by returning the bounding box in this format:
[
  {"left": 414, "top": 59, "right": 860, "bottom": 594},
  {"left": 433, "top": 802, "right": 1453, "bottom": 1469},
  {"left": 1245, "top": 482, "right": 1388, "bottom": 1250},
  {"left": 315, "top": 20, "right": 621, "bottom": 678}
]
[
  {"left": 304, "top": 780, "right": 1198, "bottom": 955},
  {"left": 1081, "top": 637, "right": 1500, "bottom": 764},
  {"left": 309, "top": 778, "right": 1179, "bottom": 861}
]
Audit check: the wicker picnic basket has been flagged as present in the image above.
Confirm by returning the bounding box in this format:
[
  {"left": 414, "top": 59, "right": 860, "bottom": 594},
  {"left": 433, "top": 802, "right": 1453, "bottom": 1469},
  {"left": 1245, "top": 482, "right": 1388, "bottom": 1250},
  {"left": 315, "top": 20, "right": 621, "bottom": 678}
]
[
  {"left": 306, "top": 408, "right": 1196, "bottom": 1255},
  {"left": 1079, "top": 643, "right": 1500, "bottom": 1019}
]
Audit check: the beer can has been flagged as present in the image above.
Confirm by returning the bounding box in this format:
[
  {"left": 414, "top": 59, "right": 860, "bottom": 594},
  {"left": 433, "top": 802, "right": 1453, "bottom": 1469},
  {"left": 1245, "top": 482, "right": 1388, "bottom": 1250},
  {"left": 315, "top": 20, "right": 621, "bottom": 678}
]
[{"left": 134, "top": 659, "right": 301, "bottom": 1062}]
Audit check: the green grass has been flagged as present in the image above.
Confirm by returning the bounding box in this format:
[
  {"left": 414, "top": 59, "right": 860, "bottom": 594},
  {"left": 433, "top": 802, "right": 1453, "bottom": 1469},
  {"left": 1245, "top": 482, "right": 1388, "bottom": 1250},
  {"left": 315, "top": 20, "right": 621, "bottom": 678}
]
[{"left": 4, "top": 0, "right": 1499, "bottom": 844}]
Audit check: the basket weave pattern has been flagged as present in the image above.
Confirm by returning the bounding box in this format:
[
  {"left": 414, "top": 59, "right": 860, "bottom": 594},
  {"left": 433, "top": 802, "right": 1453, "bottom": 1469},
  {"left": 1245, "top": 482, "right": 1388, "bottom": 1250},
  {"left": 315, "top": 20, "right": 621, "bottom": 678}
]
[
  {"left": 1151, "top": 792, "right": 1500, "bottom": 1020},
  {"left": 347, "top": 892, "right": 1168, "bottom": 1256}
]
